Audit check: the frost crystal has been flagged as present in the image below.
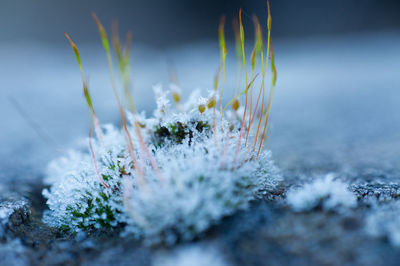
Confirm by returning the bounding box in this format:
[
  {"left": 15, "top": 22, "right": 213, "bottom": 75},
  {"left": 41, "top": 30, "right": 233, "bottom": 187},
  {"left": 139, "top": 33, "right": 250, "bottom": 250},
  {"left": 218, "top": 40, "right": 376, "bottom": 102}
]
[
  {"left": 43, "top": 85, "right": 282, "bottom": 243},
  {"left": 286, "top": 174, "right": 357, "bottom": 212}
]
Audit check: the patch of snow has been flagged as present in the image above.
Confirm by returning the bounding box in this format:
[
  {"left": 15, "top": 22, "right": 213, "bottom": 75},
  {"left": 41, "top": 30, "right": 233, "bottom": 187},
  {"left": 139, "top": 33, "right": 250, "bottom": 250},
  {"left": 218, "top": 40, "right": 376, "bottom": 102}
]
[{"left": 286, "top": 173, "right": 357, "bottom": 212}]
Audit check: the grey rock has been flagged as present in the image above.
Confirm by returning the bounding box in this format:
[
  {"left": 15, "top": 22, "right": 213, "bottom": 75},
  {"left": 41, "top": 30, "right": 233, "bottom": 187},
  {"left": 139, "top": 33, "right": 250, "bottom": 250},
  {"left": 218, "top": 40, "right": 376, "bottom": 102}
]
[
  {"left": 210, "top": 202, "right": 400, "bottom": 266},
  {"left": 82, "top": 246, "right": 151, "bottom": 266}
]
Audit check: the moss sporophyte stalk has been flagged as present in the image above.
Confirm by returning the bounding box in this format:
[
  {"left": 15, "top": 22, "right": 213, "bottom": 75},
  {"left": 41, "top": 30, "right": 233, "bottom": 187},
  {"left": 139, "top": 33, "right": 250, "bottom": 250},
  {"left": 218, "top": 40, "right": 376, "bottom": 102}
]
[{"left": 43, "top": 1, "right": 282, "bottom": 244}]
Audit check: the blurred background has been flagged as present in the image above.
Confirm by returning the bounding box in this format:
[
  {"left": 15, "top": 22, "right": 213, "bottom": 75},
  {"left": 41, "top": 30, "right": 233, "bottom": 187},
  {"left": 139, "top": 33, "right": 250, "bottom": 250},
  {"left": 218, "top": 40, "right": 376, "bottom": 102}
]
[
  {"left": 1, "top": 0, "right": 400, "bottom": 46},
  {"left": 0, "top": 0, "right": 399, "bottom": 184}
]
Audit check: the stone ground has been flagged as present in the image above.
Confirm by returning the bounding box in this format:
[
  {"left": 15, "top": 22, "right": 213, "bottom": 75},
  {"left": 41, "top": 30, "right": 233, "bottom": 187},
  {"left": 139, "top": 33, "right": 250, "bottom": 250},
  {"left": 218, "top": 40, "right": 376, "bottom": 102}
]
[
  {"left": 2, "top": 174, "right": 400, "bottom": 265},
  {"left": 1, "top": 33, "right": 400, "bottom": 265}
]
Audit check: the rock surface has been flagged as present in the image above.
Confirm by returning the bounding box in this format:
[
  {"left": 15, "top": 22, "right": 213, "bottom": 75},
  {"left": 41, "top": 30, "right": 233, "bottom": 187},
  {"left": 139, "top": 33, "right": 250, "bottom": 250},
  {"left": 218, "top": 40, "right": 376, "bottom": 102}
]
[
  {"left": 0, "top": 177, "right": 399, "bottom": 266},
  {"left": 0, "top": 34, "right": 399, "bottom": 265}
]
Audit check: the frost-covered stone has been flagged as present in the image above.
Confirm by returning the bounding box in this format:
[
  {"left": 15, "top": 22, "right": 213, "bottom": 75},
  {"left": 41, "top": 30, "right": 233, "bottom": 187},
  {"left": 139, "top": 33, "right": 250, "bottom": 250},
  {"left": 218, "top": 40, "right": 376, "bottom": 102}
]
[
  {"left": 43, "top": 85, "right": 282, "bottom": 243},
  {"left": 351, "top": 182, "right": 400, "bottom": 203},
  {"left": 0, "top": 192, "right": 31, "bottom": 240},
  {"left": 286, "top": 174, "right": 357, "bottom": 212}
]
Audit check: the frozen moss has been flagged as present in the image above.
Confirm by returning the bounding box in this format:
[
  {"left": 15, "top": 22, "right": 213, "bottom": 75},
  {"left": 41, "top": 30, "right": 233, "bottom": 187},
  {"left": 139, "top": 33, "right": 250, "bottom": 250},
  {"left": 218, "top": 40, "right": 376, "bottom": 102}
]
[
  {"left": 43, "top": 87, "right": 282, "bottom": 243},
  {"left": 44, "top": 4, "right": 280, "bottom": 244},
  {"left": 152, "top": 120, "right": 210, "bottom": 148}
]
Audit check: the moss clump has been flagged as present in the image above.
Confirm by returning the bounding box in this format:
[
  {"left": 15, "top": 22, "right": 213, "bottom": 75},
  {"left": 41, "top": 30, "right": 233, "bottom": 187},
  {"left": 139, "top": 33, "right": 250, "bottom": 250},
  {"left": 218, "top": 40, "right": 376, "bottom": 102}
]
[
  {"left": 61, "top": 189, "right": 122, "bottom": 231},
  {"left": 43, "top": 2, "right": 282, "bottom": 243},
  {"left": 153, "top": 120, "right": 210, "bottom": 147},
  {"left": 59, "top": 163, "right": 126, "bottom": 232}
]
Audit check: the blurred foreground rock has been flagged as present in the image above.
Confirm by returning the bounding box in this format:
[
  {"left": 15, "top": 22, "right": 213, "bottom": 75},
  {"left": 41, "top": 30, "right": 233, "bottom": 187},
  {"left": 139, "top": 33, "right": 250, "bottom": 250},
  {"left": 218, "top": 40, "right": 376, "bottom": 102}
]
[{"left": 0, "top": 177, "right": 399, "bottom": 265}]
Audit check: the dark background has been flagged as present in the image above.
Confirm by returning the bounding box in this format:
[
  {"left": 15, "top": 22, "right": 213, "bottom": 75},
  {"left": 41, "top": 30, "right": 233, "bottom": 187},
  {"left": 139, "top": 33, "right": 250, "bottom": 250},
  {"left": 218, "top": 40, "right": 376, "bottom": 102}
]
[{"left": 1, "top": 0, "right": 399, "bottom": 47}]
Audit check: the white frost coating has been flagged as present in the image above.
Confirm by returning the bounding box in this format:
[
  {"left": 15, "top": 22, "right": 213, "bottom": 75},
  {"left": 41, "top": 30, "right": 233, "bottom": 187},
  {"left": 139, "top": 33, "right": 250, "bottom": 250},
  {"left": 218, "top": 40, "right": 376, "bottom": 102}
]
[
  {"left": 365, "top": 201, "right": 400, "bottom": 247},
  {"left": 0, "top": 207, "right": 13, "bottom": 220},
  {"left": 286, "top": 174, "right": 356, "bottom": 212},
  {"left": 0, "top": 195, "right": 31, "bottom": 225},
  {"left": 43, "top": 85, "right": 281, "bottom": 243}
]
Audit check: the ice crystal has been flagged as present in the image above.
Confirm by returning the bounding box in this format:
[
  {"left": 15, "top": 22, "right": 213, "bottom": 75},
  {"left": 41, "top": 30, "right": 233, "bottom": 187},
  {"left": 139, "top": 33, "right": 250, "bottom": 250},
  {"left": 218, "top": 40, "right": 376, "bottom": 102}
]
[
  {"left": 286, "top": 174, "right": 357, "bottom": 212},
  {"left": 43, "top": 86, "right": 282, "bottom": 243}
]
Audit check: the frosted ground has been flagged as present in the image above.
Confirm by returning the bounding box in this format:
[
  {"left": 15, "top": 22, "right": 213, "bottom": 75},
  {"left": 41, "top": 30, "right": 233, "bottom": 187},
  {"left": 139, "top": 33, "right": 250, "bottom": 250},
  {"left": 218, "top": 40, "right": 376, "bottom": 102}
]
[{"left": 1, "top": 33, "right": 400, "bottom": 265}]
